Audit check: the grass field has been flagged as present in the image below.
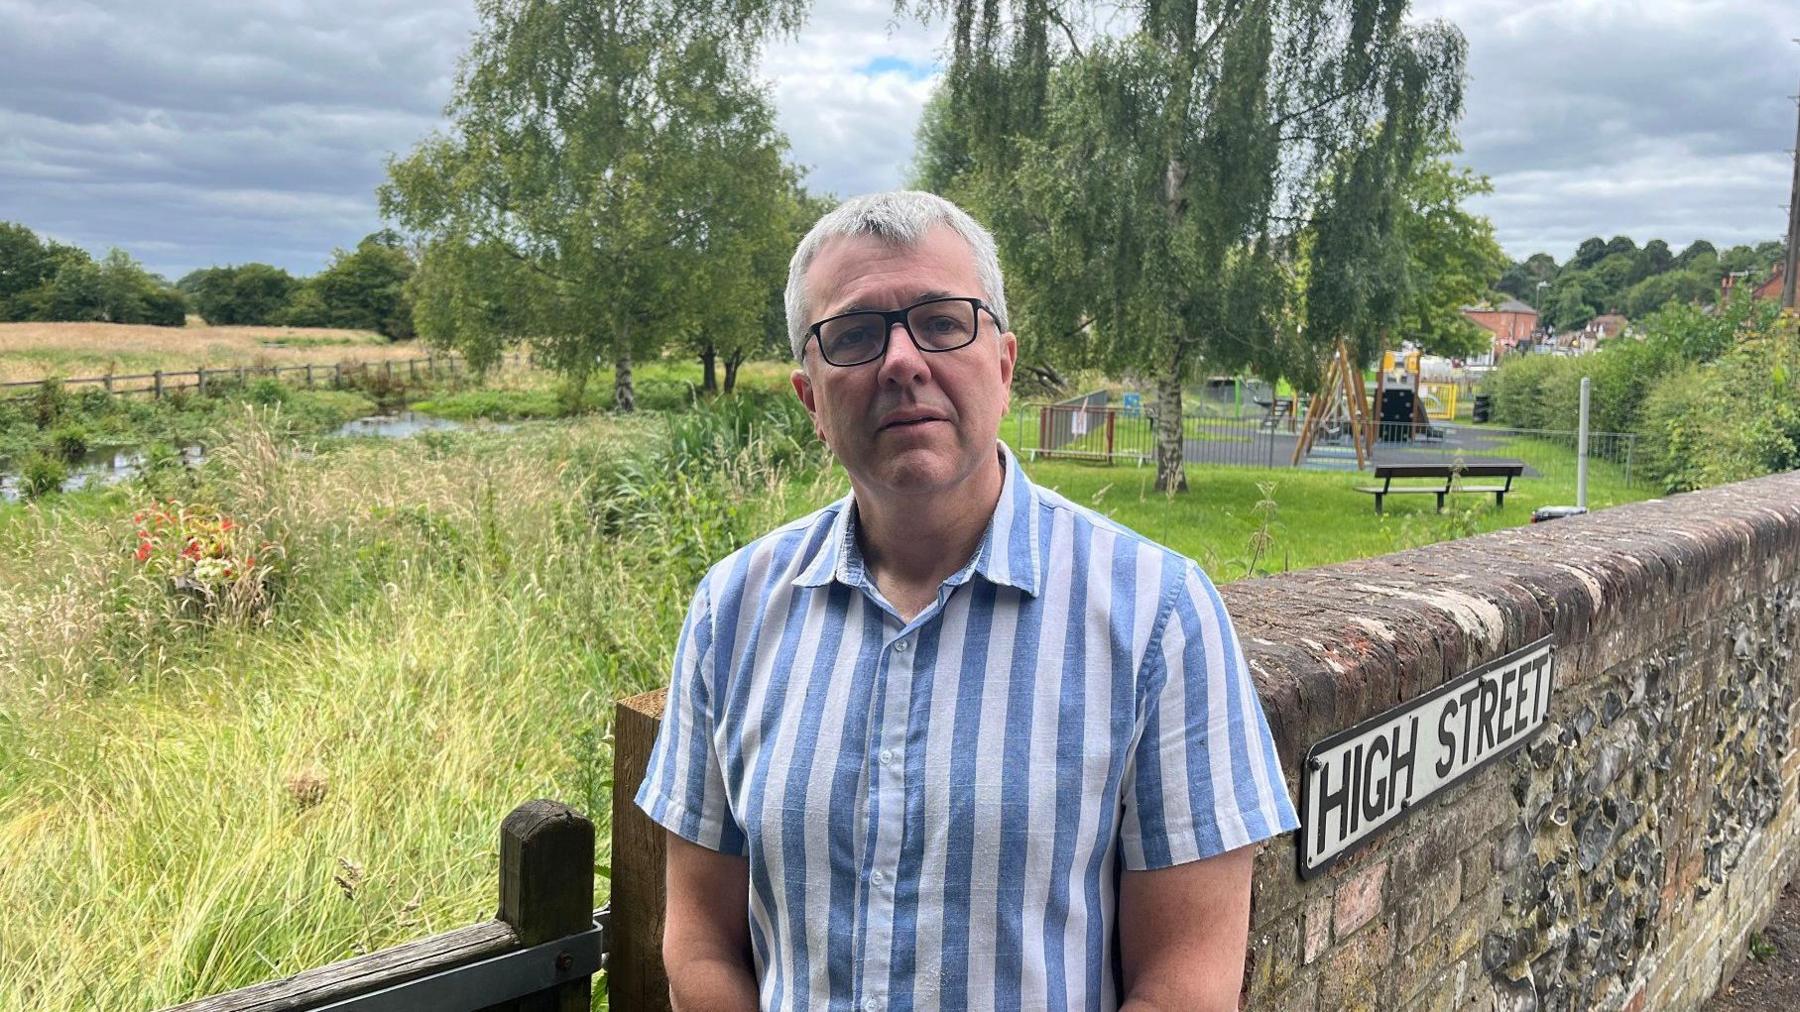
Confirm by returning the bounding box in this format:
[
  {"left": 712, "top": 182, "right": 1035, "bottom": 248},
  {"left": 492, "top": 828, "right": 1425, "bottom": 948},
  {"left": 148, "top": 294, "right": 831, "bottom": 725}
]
[
  {"left": 0, "top": 321, "right": 427, "bottom": 384},
  {"left": 0, "top": 359, "right": 1658, "bottom": 1009}
]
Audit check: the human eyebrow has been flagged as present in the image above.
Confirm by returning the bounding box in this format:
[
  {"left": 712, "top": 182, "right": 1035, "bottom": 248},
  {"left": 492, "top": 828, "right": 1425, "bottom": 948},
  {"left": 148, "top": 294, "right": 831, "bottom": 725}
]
[{"left": 831, "top": 290, "right": 958, "bottom": 315}]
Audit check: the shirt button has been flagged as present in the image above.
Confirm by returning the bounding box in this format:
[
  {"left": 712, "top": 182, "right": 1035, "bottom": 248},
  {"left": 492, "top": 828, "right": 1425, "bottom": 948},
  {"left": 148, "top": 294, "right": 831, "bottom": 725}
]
[
  {"left": 864, "top": 998, "right": 885, "bottom": 1012},
  {"left": 893, "top": 639, "right": 908, "bottom": 653},
  {"left": 871, "top": 869, "right": 885, "bottom": 885},
  {"left": 879, "top": 748, "right": 896, "bottom": 766}
]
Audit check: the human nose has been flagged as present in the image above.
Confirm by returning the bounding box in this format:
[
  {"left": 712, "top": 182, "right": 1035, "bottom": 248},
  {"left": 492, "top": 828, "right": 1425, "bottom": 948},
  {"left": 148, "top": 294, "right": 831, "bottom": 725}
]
[{"left": 877, "top": 319, "right": 932, "bottom": 386}]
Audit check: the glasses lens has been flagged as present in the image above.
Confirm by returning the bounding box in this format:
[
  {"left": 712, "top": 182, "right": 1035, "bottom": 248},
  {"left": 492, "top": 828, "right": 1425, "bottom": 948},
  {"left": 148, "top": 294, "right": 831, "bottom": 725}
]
[
  {"left": 819, "top": 313, "right": 887, "bottom": 365},
  {"left": 907, "top": 299, "right": 978, "bottom": 351}
]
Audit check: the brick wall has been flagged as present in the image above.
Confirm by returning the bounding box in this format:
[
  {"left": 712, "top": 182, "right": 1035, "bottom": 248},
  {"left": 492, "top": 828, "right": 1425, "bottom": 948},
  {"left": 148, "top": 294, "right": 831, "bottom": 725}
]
[{"left": 1234, "top": 470, "right": 1800, "bottom": 1011}]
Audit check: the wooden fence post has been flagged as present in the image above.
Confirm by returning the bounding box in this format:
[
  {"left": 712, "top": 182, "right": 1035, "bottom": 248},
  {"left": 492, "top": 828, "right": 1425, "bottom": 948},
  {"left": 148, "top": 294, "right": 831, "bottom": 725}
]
[
  {"left": 305, "top": 364, "right": 313, "bottom": 388},
  {"left": 197, "top": 369, "right": 207, "bottom": 395},
  {"left": 333, "top": 363, "right": 343, "bottom": 388},
  {"left": 410, "top": 358, "right": 419, "bottom": 382},
  {"left": 103, "top": 374, "right": 114, "bottom": 395},
  {"left": 153, "top": 370, "right": 164, "bottom": 400},
  {"left": 612, "top": 690, "right": 672, "bottom": 1012},
  {"left": 488, "top": 800, "right": 595, "bottom": 1012}
]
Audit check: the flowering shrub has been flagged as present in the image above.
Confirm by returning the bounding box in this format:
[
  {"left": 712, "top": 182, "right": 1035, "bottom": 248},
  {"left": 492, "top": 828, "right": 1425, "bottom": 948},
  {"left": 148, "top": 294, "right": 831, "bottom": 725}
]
[{"left": 131, "top": 501, "right": 284, "bottom": 620}]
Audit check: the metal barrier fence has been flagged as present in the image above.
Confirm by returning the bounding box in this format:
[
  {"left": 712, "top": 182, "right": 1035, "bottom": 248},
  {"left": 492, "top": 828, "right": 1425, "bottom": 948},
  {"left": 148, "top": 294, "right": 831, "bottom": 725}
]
[{"left": 1020, "top": 404, "right": 1641, "bottom": 484}]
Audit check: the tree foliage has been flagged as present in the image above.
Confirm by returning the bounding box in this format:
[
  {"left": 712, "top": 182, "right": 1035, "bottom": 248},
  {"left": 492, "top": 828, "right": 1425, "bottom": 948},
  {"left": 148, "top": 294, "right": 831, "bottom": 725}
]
[
  {"left": 0, "top": 223, "right": 187, "bottom": 326},
  {"left": 1379, "top": 139, "right": 1506, "bottom": 358},
  {"left": 1493, "top": 234, "right": 1785, "bottom": 332},
  {"left": 382, "top": 0, "right": 805, "bottom": 409},
  {"left": 179, "top": 263, "right": 298, "bottom": 326},
  {"left": 908, "top": 0, "right": 1466, "bottom": 490}
]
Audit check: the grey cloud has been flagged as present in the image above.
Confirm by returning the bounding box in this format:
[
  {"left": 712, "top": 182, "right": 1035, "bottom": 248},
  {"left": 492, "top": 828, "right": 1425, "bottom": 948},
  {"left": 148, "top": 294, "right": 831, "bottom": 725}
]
[
  {"left": 1417, "top": 0, "right": 1795, "bottom": 258},
  {"left": 1, "top": 0, "right": 1791, "bottom": 279}
]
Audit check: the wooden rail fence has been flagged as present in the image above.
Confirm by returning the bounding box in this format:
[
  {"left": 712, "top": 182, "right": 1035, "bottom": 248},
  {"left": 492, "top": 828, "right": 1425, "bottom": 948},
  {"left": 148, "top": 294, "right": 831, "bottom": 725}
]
[{"left": 1, "top": 352, "right": 527, "bottom": 403}]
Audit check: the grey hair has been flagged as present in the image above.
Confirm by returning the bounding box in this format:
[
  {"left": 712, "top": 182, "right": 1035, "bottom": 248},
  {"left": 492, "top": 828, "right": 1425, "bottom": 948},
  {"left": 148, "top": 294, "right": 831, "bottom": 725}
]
[{"left": 784, "top": 190, "right": 1010, "bottom": 362}]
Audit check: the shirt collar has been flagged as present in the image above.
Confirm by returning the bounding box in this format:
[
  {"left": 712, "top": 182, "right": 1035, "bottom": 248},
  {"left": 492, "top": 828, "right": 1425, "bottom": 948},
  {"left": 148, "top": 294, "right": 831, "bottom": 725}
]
[{"left": 791, "top": 441, "right": 1042, "bottom": 597}]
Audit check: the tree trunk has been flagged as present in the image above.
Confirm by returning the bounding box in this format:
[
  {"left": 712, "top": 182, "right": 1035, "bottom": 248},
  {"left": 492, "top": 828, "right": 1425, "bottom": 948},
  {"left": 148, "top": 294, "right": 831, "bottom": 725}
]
[
  {"left": 1154, "top": 369, "right": 1187, "bottom": 493},
  {"left": 700, "top": 343, "right": 717, "bottom": 394},
  {"left": 614, "top": 347, "right": 635, "bottom": 413},
  {"left": 723, "top": 352, "right": 743, "bottom": 395}
]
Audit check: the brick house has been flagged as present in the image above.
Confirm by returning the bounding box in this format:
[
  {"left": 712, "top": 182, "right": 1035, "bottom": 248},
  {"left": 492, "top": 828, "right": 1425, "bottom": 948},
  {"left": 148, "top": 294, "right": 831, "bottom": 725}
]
[{"left": 1461, "top": 298, "right": 1540, "bottom": 355}]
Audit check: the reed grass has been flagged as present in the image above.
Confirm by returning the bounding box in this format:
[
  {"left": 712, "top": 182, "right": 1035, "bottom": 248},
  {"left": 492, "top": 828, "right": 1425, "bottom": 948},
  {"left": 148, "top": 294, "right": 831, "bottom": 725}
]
[{"left": 0, "top": 396, "right": 833, "bottom": 1009}]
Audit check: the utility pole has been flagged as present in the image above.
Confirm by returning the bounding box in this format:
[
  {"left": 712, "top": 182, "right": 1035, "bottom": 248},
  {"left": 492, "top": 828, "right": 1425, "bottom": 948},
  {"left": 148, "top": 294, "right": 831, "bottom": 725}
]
[{"left": 1787, "top": 48, "right": 1800, "bottom": 309}]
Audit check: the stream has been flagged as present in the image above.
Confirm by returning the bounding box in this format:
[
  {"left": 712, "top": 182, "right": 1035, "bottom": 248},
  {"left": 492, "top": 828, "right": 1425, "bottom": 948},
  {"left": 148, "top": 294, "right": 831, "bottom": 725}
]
[{"left": 1, "top": 411, "right": 488, "bottom": 503}]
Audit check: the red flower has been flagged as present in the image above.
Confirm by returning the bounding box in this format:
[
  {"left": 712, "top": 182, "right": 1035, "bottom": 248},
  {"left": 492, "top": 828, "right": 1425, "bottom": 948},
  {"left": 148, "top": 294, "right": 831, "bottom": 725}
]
[{"left": 135, "top": 542, "right": 152, "bottom": 563}]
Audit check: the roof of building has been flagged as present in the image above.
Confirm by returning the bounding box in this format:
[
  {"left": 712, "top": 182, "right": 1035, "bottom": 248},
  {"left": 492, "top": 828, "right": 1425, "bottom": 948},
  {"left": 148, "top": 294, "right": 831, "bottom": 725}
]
[{"left": 1460, "top": 298, "right": 1539, "bottom": 315}]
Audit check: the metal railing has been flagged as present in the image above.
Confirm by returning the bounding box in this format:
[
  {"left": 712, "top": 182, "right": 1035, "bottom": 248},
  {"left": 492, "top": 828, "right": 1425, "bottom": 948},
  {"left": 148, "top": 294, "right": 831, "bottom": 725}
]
[{"left": 1019, "top": 403, "right": 1642, "bottom": 484}]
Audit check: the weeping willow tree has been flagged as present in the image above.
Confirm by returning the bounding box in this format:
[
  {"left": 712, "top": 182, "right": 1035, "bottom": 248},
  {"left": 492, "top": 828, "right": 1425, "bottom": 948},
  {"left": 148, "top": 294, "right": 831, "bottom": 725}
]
[
  {"left": 381, "top": 0, "right": 805, "bottom": 411},
  {"left": 909, "top": 0, "right": 1465, "bottom": 490}
]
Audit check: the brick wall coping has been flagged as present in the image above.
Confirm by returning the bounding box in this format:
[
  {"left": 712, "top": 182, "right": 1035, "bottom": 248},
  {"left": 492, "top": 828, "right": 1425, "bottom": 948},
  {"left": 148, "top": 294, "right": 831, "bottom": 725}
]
[{"left": 1224, "top": 470, "right": 1800, "bottom": 767}]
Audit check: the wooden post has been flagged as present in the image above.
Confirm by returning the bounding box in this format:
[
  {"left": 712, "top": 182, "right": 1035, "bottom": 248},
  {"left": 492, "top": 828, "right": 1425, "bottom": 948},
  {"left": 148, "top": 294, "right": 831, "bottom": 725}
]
[
  {"left": 197, "top": 368, "right": 207, "bottom": 395},
  {"left": 410, "top": 358, "right": 419, "bottom": 381},
  {"left": 153, "top": 370, "right": 164, "bottom": 400},
  {"left": 488, "top": 800, "right": 595, "bottom": 1012},
  {"left": 237, "top": 365, "right": 247, "bottom": 387},
  {"left": 612, "top": 689, "right": 672, "bottom": 1012},
  {"left": 333, "top": 363, "right": 343, "bottom": 388},
  {"left": 305, "top": 364, "right": 314, "bottom": 388},
  {"left": 103, "top": 374, "right": 114, "bottom": 394},
  {"left": 384, "top": 361, "right": 394, "bottom": 383}
]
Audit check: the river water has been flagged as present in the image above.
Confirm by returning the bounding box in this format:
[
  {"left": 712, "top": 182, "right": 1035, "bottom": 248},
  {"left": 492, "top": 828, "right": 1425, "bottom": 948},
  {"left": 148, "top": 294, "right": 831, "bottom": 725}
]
[{"left": 0, "top": 411, "right": 485, "bottom": 503}]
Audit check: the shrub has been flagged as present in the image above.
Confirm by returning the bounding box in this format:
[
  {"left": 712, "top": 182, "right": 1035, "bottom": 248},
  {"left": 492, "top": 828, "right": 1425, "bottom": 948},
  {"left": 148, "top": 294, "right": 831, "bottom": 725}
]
[
  {"left": 19, "top": 452, "right": 67, "bottom": 498},
  {"left": 246, "top": 378, "right": 290, "bottom": 406},
  {"left": 1638, "top": 312, "right": 1800, "bottom": 492},
  {"left": 48, "top": 424, "right": 89, "bottom": 462},
  {"left": 31, "top": 377, "right": 68, "bottom": 429}
]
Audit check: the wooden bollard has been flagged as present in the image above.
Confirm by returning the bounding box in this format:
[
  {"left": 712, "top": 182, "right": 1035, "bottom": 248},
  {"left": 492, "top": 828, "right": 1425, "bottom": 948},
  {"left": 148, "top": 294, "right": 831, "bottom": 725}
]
[
  {"left": 611, "top": 690, "right": 672, "bottom": 1012},
  {"left": 491, "top": 800, "right": 595, "bottom": 1012}
]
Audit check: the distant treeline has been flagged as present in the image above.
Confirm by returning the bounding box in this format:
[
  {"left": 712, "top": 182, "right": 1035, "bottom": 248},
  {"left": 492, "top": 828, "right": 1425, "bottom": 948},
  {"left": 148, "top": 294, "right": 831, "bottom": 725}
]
[
  {"left": 0, "top": 223, "right": 416, "bottom": 339},
  {"left": 1494, "top": 236, "right": 1787, "bottom": 330}
]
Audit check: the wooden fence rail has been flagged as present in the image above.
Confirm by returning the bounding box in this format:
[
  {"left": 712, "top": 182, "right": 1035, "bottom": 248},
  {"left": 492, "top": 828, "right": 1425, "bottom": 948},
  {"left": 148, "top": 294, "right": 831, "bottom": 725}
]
[
  {"left": 159, "top": 799, "right": 603, "bottom": 1012},
  {"left": 1, "top": 352, "right": 527, "bottom": 402}
]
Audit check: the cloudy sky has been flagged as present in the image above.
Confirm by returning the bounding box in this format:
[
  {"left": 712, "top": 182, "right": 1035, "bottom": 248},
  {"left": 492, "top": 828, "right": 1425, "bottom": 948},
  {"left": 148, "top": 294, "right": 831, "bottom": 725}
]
[{"left": 0, "top": 0, "right": 1792, "bottom": 280}]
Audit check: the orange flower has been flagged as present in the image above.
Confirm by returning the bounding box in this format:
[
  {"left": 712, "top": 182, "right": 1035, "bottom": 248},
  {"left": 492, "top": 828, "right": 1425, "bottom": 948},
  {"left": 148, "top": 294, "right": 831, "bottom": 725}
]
[{"left": 135, "top": 542, "right": 152, "bottom": 562}]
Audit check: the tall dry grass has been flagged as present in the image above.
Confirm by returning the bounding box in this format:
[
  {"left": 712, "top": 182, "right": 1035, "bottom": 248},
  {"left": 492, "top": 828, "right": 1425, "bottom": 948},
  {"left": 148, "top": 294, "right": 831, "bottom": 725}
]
[
  {"left": 0, "top": 321, "right": 425, "bottom": 384},
  {"left": 0, "top": 399, "right": 835, "bottom": 1009}
]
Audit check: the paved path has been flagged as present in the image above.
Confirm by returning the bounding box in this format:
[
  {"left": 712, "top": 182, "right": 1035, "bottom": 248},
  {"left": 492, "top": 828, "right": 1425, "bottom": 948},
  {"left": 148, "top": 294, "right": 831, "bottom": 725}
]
[{"left": 1705, "top": 880, "right": 1800, "bottom": 1010}]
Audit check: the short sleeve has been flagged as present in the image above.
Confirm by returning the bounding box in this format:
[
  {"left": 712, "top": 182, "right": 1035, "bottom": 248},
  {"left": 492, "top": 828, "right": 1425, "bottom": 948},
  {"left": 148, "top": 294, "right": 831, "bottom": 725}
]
[
  {"left": 634, "top": 577, "right": 747, "bottom": 855},
  {"left": 1119, "top": 562, "right": 1299, "bottom": 869}
]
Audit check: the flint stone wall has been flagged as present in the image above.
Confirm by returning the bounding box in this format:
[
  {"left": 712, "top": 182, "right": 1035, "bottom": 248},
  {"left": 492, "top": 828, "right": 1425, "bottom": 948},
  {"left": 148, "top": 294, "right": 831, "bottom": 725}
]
[{"left": 1234, "top": 469, "right": 1800, "bottom": 1011}]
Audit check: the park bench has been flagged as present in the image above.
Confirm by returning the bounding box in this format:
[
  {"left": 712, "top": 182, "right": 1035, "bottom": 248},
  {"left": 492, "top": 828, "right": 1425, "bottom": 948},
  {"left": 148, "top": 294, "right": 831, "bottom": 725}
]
[{"left": 1354, "top": 461, "right": 1526, "bottom": 514}]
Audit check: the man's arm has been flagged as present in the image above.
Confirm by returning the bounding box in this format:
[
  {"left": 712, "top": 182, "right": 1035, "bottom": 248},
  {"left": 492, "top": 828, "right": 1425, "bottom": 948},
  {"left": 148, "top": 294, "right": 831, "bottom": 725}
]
[
  {"left": 1117, "top": 842, "right": 1258, "bottom": 1011},
  {"left": 663, "top": 831, "right": 758, "bottom": 1012}
]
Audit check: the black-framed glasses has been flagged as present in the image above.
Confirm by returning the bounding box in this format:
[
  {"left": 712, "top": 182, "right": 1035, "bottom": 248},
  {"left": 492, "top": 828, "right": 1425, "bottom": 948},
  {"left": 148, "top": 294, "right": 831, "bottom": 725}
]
[{"left": 807, "top": 297, "right": 993, "bottom": 367}]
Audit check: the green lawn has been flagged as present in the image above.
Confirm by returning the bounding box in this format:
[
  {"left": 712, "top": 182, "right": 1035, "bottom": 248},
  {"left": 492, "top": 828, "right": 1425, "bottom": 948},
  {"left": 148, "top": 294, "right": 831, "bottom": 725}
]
[{"left": 1019, "top": 437, "right": 1652, "bottom": 581}]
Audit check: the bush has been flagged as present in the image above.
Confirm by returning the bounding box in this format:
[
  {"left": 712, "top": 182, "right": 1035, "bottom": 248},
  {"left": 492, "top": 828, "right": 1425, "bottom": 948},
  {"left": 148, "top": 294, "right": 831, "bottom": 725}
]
[
  {"left": 1637, "top": 312, "right": 1800, "bottom": 492},
  {"left": 48, "top": 425, "right": 89, "bottom": 462},
  {"left": 19, "top": 452, "right": 68, "bottom": 498},
  {"left": 246, "top": 378, "right": 290, "bottom": 406}
]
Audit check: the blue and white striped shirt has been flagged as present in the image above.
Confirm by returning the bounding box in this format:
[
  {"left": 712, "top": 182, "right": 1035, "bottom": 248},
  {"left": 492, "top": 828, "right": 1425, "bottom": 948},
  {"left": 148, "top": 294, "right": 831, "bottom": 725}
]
[{"left": 637, "top": 443, "right": 1299, "bottom": 1011}]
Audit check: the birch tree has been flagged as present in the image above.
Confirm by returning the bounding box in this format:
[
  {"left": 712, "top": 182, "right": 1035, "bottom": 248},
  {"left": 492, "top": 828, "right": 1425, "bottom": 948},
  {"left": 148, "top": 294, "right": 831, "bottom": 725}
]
[
  {"left": 910, "top": 0, "right": 1465, "bottom": 490},
  {"left": 382, "top": 0, "right": 804, "bottom": 410}
]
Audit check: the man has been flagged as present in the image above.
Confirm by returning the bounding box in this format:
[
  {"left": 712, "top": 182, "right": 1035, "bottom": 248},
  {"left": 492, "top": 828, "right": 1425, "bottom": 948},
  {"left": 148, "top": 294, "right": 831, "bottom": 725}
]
[{"left": 637, "top": 191, "right": 1297, "bottom": 1011}]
